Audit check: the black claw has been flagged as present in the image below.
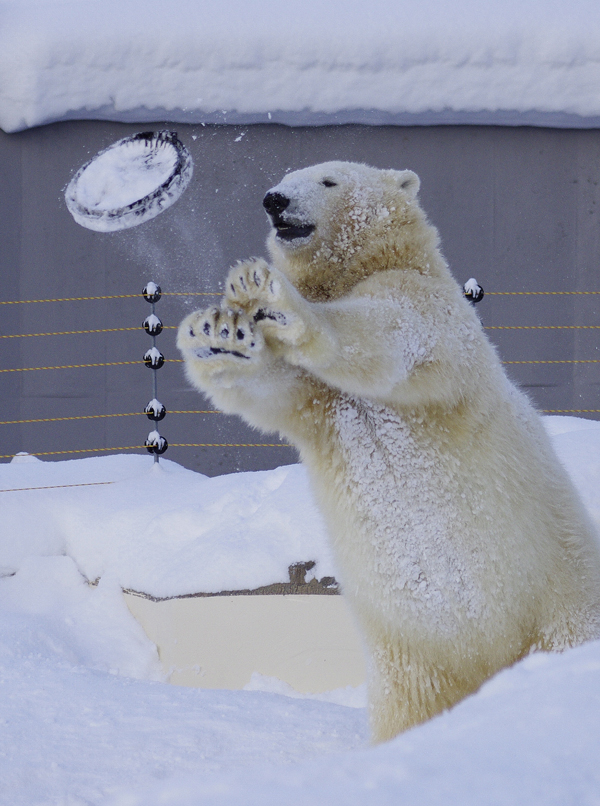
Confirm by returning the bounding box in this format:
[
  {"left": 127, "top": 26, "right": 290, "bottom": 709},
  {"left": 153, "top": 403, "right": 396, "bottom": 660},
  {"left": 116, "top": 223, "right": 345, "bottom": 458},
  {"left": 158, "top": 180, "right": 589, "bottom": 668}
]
[
  {"left": 208, "top": 347, "right": 251, "bottom": 360},
  {"left": 236, "top": 328, "right": 245, "bottom": 340},
  {"left": 254, "top": 308, "right": 283, "bottom": 324},
  {"left": 203, "top": 321, "right": 211, "bottom": 335},
  {"left": 253, "top": 271, "right": 261, "bottom": 286}
]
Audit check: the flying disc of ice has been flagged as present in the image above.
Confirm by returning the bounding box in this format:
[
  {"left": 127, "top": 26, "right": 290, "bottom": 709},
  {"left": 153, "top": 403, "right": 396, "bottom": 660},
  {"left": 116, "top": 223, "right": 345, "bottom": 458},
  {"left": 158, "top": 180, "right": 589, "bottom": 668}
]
[{"left": 65, "top": 131, "right": 193, "bottom": 232}]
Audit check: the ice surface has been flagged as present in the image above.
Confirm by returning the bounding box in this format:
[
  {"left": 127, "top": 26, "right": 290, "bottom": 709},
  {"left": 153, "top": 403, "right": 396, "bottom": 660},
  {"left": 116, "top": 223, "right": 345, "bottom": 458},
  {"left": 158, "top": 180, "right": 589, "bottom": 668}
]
[{"left": 1, "top": 0, "right": 600, "bottom": 132}]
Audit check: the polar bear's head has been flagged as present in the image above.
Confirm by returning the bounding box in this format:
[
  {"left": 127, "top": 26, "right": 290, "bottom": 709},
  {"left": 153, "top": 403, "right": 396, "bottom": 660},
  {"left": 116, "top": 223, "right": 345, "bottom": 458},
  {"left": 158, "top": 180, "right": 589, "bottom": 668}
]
[{"left": 262, "top": 161, "right": 427, "bottom": 300}]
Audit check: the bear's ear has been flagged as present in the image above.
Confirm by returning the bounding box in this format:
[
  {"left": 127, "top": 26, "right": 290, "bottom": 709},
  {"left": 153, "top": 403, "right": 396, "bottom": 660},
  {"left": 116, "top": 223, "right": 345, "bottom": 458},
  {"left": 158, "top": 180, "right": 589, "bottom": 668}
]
[{"left": 388, "top": 170, "right": 420, "bottom": 200}]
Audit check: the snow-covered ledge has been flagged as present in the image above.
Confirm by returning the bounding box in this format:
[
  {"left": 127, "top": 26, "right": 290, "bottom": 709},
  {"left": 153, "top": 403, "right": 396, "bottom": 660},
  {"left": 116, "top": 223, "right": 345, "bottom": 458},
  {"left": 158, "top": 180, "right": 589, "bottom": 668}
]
[{"left": 1, "top": 0, "right": 600, "bottom": 133}]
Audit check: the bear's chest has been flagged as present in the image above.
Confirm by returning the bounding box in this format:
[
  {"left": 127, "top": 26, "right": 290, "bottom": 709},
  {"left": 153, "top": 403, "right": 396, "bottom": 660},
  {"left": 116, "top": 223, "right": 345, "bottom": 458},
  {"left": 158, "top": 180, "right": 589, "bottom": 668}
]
[
  {"left": 331, "top": 394, "right": 457, "bottom": 511},
  {"left": 322, "top": 394, "right": 486, "bottom": 625}
]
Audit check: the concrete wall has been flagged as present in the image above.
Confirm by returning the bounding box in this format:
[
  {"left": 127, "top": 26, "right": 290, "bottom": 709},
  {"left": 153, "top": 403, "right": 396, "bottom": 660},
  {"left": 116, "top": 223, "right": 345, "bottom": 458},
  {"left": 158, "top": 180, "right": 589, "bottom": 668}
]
[{"left": 1, "top": 121, "right": 600, "bottom": 475}]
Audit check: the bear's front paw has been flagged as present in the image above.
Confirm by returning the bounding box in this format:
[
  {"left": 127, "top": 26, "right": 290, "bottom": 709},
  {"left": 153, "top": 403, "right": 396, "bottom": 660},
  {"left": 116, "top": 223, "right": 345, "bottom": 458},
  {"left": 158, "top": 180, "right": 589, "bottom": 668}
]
[
  {"left": 225, "top": 258, "right": 305, "bottom": 342},
  {"left": 177, "top": 306, "right": 263, "bottom": 370},
  {"left": 226, "top": 257, "right": 278, "bottom": 309}
]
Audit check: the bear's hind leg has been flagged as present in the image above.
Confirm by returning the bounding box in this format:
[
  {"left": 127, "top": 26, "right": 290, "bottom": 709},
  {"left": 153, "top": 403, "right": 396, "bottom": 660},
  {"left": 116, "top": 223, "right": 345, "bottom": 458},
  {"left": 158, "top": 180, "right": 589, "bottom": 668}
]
[{"left": 368, "top": 637, "right": 488, "bottom": 743}]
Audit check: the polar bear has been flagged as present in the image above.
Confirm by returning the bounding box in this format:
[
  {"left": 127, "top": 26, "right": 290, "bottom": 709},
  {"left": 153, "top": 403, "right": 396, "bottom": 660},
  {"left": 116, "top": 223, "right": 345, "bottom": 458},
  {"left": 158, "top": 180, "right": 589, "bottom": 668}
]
[{"left": 178, "top": 161, "right": 600, "bottom": 742}]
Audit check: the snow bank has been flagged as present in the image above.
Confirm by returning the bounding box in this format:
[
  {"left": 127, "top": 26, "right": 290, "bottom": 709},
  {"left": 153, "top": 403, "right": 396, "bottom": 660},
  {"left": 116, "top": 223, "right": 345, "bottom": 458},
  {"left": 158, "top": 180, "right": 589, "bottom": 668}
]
[
  {"left": 1, "top": 415, "right": 599, "bottom": 599},
  {"left": 0, "top": 455, "right": 334, "bottom": 597},
  {"left": 0, "top": 645, "right": 366, "bottom": 806},
  {"left": 2, "top": 0, "right": 600, "bottom": 133},
  {"left": 0, "top": 415, "right": 599, "bottom": 804},
  {"left": 542, "top": 415, "right": 600, "bottom": 529},
  {"left": 106, "top": 638, "right": 600, "bottom": 806},
  {"left": 0, "top": 452, "right": 364, "bottom": 805},
  {"left": 0, "top": 554, "right": 162, "bottom": 680}
]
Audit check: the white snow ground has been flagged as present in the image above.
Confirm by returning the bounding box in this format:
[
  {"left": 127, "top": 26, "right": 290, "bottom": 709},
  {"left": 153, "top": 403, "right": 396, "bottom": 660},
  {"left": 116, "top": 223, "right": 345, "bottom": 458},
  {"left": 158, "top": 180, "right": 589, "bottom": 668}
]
[
  {"left": 106, "top": 642, "right": 600, "bottom": 806},
  {"left": 0, "top": 456, "right": 335, "bottom": 597},
  {"left": 2, "top": 0, "right": 600, "bottom": 132},
  {"left": 1, "top": 415, "right": 600, "bottom": 805}
]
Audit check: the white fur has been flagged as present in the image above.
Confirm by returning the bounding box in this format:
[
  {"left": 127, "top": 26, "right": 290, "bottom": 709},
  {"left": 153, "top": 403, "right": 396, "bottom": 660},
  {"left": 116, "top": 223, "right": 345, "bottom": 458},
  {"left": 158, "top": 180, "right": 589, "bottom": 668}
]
[{"left": 178, "top": 161, "right": 600, "bottom": 742}]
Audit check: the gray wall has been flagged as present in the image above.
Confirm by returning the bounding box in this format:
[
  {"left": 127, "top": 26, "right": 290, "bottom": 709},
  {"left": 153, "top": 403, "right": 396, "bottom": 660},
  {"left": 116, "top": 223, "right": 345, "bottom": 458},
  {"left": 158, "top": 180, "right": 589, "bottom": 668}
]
[{"left": 1, "top": 121, "right": 600, "bottom": 475}]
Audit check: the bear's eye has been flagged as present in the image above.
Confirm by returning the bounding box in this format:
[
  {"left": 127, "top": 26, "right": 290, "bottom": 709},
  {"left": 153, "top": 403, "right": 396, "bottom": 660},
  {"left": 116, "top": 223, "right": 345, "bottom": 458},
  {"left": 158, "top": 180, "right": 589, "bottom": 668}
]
[{"left": 321, "top": 179, "right": 337, "bottom": 188}]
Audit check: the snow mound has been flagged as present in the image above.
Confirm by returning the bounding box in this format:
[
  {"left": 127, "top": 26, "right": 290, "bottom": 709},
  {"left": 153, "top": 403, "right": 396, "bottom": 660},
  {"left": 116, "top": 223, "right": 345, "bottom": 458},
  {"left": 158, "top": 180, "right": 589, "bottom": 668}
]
[
  {"left": 0, "top": 555, "right": 162, "bottom": 680},
  {"left": 1, "top": 416, "right": 599, "bottom": 599},
  {"left": 0, "top": 649, "right": 366, "bottom": 806},
  {"left": 1, "top": 415, "right": 599, "bottom": 597},
  {"left": 244, "top": 672, "right": 367, "bottom": 709},
  {"left": 105, "top": 638, "right": 600, "bottom": 806},
  {"left": 0, "top": 415, "right": 599, "bottom": 805},
  {"left": 543, "top": 416, "right": 600, "bottom": 529},
  {"left": 0, "top": 454, "right": 335, "bottom": 597}
]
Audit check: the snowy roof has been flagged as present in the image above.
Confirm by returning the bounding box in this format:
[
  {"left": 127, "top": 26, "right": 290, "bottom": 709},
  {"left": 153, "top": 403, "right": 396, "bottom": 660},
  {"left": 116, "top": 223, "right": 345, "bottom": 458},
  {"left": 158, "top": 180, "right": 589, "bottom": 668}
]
[{"left": 2, "top": 0, "right": 600, "bottom": 133}]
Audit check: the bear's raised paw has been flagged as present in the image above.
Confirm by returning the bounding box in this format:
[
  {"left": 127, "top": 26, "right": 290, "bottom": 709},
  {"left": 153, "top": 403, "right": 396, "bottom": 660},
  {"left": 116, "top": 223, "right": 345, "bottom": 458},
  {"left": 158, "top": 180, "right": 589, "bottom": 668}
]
[
  {"left": 177, "top": 306, "right": 263, "bottom": 364},
  {"left": 226, "top": 257, "right": 280, "bottom": 310},
  {"left": 225, "top": 257, "right": 306, "bottom": 343}
]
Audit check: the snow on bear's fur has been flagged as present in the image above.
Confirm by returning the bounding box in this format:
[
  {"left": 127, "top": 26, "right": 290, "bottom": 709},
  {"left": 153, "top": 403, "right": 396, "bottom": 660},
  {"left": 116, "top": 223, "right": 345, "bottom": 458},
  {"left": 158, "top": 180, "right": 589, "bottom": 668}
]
[{"left": 178, "top": 161, "right": 600, "bottom": 743}]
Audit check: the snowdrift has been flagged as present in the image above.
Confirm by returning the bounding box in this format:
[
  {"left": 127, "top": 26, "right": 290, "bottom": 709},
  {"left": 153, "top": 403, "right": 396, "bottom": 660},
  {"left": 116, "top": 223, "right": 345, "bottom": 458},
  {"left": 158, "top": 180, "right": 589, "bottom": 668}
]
[{"left": 1, "top": 415, "right": 600, "bottom": 804}]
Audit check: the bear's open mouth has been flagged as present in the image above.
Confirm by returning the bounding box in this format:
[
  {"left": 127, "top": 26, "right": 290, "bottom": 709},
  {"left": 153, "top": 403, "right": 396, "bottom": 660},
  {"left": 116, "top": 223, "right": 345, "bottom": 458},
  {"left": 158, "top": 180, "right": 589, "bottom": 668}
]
[{"left": 271, "top": 216, "right": 315, "bottom": 242}]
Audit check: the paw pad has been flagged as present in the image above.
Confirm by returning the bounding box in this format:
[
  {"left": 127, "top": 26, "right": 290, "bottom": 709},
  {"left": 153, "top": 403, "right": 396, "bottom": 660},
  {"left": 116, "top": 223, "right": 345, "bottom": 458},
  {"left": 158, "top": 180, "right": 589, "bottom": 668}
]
[{"left": 179, "top": 303, "right": 262, "bottom": 364}]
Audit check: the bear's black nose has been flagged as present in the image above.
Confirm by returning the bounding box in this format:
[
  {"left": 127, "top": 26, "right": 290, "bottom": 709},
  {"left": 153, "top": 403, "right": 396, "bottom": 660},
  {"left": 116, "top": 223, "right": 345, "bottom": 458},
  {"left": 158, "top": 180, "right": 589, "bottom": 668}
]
[{"left": 263, "top": 192, "right": 290, "bottom": 217}]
